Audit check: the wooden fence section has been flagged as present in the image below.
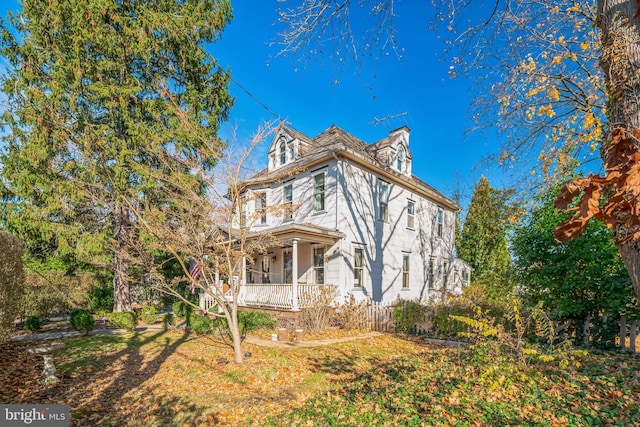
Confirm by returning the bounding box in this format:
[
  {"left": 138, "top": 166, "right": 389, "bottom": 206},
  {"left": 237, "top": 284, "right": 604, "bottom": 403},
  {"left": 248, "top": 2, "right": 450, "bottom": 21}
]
[{"left": 364, "top": 301, "right": 396, "bottom": 332}]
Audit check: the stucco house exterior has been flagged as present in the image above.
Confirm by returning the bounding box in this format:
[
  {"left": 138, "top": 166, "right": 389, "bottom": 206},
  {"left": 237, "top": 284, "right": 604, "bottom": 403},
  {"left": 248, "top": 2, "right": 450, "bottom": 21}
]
[{"left": 204, "top": 124, "right": 470, "bottom": 311}]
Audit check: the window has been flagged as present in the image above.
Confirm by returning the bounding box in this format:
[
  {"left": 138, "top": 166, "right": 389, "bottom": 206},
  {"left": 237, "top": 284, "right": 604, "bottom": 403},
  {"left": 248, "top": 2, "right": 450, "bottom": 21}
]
[
  {"left": 246, "top": 257, "right": 254, "bottom": 284},
  {"left": 240, "top": 206, "right": 247, "bottom": 228},
  {"left": 283, "top": 183, "right": 293, "bottom": 221},
  {"left": 397, "top": 146, "right": 406, "bottom": 172},
  {"left": 428, "top": 257, "right": 435, "bottom": 289},
  {"left": 313, "top": 247, "right": 325, "bottom": 284},
  {"left": 437, "top": 208, "right": 444, "bottom": 238},
  {"left": 378, "top": 179, "right": 389, "bottom": 221},
  {"left": 443, "top": 260, "right": 449, "bottom": 289},
  {"left": 262, "top": 256, "right": 270, "bottom": 284},
  {"left": 279, "top": 137, "right": 286, "bottom": 165},
  {"left": 313, "top": 173, "right": 325, "bottom": 212},
  {"left": 354, "top": 248, "right": 364, "bottom": 287},
  {"left": 283, "top": 251, "right": 292, "bottom": 283},
  {"left": 256, "top": 192, "right": 267, "bottom": 224},
  {"left": 407, "top": 200, "right": 415, "bottom": 229},
  {"left": 402, "top": 255, "right": 410, "bottom": 288}
]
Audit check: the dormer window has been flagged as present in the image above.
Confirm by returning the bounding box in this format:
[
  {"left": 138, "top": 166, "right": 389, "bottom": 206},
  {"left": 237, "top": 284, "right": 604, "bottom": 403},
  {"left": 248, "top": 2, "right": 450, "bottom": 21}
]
[
  {"left": 278, "top": 136, "right": 295, "bottom": 166},
  {"left": 396, "top": 146, "right": 406, "bottom": 172}
]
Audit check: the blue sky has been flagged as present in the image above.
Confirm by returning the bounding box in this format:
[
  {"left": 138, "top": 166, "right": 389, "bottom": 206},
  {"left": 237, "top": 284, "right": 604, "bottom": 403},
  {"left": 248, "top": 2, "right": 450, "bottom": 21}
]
[
  {"left": 0, "top": 1, "right": 503, "bottom": 205},
  {"left": 211, "top": 2, "right": 497, "bottom": 202}
]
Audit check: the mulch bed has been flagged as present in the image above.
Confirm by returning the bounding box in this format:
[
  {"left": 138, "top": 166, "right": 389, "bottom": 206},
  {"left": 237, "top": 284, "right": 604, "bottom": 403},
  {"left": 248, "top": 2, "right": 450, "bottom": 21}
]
[{"left": 0, "top": 341, "right": 44, "bottom": 403}]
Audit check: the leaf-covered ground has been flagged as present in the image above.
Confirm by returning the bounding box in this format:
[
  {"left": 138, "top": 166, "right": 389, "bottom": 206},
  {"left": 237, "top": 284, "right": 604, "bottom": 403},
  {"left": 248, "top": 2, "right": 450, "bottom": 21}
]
[{"left": 2, "top": 330, "right": 639, "bottom": 426}]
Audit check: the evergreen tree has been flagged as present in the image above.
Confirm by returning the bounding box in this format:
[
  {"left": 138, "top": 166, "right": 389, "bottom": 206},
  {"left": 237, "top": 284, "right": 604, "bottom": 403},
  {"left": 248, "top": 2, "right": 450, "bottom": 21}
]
[
  {"left": 0, "top": 0, "right": 233, "bottom": 311},
  {"left": 458, "top": 176, "right": 513, "bottom": 302}
]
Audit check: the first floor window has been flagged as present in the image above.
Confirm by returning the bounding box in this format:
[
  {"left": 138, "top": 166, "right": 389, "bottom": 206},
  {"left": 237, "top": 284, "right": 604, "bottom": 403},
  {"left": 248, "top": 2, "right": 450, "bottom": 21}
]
[
  {"left": 443, "top": 260, "right": 449, "bottom": 289},
  {"left": 428, "top": 257, "right": 435, "bottom": 289},
  {"left": 402, "top": 255, "right": 410, "bottom": 288},
  {"left": 354, "top": 247, "right": 364, "bottom": 287},
  {"left": 313, "top": 247, "right": 325, "bottom": 284},
  {"left": 283, "top": 251, "right": 292, "bottom": 283},
  {"left": 262, "top": 256, "right": 271, "bottom": 284}
]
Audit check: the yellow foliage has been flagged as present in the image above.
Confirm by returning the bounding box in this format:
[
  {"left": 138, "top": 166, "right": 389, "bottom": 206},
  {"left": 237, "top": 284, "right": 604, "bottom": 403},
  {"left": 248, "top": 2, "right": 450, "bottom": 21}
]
[
  {"left": 551, "top": 56, "right": 562, "bottom": 65},
  {"left": 537, "top": 105, "right": 555, "bottom": 117}
]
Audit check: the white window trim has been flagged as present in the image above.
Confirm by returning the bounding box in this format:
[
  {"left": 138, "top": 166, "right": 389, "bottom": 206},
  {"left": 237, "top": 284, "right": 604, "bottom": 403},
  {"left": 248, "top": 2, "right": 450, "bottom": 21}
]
[{"left": 313, "top": 171, "right": 326, "bottom": 213}]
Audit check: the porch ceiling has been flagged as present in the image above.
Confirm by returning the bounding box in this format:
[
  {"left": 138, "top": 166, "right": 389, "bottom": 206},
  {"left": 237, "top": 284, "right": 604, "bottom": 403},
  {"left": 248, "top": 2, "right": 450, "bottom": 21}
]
[{"left": 247, "top": 222, "right": 345, "bottom": 246}]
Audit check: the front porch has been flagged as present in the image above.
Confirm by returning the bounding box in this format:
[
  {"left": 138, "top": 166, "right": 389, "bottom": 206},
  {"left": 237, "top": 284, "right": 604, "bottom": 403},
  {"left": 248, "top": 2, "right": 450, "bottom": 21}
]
[{"left": 200, "top": 222, "right": 345, "bottom": 312}]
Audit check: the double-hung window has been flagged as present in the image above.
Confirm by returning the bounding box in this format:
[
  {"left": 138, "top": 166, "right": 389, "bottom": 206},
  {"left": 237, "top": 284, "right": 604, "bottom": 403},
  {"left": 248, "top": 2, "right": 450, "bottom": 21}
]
[
  {"left": 256, "top": 192, "right": 267, "bottom": 224},
  {"left": 407, "top": 200, "right": 415, "bottom": 229},
  {"left": 279, "top": 138, "right": 286, "bottom": 165},
  {"left": 354, "top": 247, "right": 364, "bottom": 287},
  {"left": 402, "top": 254, "right": 410, "bottom": 289},
  {"left": 428, "top": 257, "right": 435, "bottom": 289},
  {"left": 443, "top": 260, "right": 449, "bottom": 289},
  {"left": 283, "top": 250, "right": 292, "bottom": 283},
  {"left": 313, "top": 173, "right": 325, "bottom": 212},
  {"left": 283, "top": 183, "right": 293, "bottom": 221},
  {"left": 313, "top": 247, "right": 325, "bottom": 284},
  {"left": 437, "top": 208, "right": 444, "bottom": 238},
  {"left": 378, "top": 179, "right": 390, "bottom": 221}
]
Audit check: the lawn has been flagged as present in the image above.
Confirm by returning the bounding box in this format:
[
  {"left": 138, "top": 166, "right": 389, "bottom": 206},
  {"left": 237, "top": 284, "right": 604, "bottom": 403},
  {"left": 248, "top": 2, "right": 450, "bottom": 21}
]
[{"left": 3, "top": 330, "right": 640, "bottom": 426}]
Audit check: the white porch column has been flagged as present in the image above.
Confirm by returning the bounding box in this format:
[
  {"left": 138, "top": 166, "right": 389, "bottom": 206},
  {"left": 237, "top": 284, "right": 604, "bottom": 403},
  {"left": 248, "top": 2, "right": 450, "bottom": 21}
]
[{"left": 292, "top": 238, "right": 300, "bottom": 311}]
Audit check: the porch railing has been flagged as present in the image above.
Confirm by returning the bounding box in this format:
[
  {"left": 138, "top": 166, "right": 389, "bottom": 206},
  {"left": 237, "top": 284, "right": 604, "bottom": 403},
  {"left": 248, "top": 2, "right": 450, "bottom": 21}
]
[{"left": 200, "top": 283, "right": 333, "bottom": 311}]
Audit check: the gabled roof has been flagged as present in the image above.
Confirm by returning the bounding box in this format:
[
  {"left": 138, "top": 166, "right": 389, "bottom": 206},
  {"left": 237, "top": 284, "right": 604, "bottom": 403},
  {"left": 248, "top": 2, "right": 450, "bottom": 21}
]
[{"left": 243, "top": 125, "right": 459, "bottom": 211}]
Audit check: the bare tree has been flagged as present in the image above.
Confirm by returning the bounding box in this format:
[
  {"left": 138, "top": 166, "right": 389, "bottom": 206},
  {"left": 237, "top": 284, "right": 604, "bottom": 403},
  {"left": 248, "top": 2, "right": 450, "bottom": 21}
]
[{"left": 125, "top": 122, "right": 282, "bottom": 364}]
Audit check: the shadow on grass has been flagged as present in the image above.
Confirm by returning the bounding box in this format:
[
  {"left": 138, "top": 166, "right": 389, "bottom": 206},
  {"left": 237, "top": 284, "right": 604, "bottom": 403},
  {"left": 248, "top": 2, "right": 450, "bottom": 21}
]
[{"left": 22, "top": 330, "right": 216, "bottom": 426}]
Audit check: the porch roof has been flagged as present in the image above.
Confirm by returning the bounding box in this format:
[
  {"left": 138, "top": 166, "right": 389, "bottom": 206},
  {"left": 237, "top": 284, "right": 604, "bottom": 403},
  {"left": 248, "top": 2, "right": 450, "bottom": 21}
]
[{"left": 247, "top": 222, "right": 345, "bottom": 246}]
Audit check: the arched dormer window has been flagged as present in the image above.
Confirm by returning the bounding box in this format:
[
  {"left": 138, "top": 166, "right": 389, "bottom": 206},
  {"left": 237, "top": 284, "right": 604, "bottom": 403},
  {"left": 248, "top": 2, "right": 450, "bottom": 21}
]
[
  {"left": 277, "top": 136, "right": 295, "bottom": 166},
  {"left": 279, "top": 137, "right": 286, "bottom": 165},
  {"left": 396, "top": 146, "right": 406, "bottom": 172}
]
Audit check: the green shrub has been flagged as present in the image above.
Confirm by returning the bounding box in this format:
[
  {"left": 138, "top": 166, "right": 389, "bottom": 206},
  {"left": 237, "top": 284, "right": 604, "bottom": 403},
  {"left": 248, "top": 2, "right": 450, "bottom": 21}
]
[
  {"left": 162, "top": 313, "right": 174, "bottom": 331},
  {"left": 109, "top": 311, "right": 138, "bottom": 331},
  {"left": 140, "top": 305, "right": 158, "bottom": 324},
  {"left": 69, "top": 309, "right": 94, "bottom": 335},
  {"left": 190, "top": 314, "right": 212, "bottom": 334},
  {"left": 172, "top": 301, "right": 193, "bottom": 318},
  {"left": 393, "top": 300, "right": 426, "bottom": 334},
  {"left": 87, "top": 283, "right": 114, "bottom": 313},
  {"left": 238, "top": 310, "right": 276, "bottom": 333},
  {"left": 24, "top": 315, "right": 42, "bottom": 333}
]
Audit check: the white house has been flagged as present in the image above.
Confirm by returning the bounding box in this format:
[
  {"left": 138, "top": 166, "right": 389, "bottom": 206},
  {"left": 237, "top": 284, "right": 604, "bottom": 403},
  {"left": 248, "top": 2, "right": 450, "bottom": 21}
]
[{"left": 209, "top": 124, "right": 470, "bottom": 311}]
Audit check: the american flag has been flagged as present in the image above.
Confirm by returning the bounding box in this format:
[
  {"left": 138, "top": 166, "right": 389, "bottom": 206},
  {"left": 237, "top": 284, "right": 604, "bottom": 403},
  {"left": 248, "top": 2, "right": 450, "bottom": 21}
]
[{"left": 189, "top": 259, "right": 202, "bottom": 294}]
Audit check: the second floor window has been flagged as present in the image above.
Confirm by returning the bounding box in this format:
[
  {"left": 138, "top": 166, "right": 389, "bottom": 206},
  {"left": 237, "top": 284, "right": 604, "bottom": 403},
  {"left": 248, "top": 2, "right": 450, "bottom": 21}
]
[
  {"left": 283, "top": 183, "right": 293, "bottom": 221},
  {"left": 256, "top": 192, "right": 267, "bottom": 224},
  {"left": 397, "top": 146, "right": 406, "bottom": 172},
  {"left": 378, "top": 180, "right": 389, "bottom": 221},
  {"left": 437, "top": 208, "right": 444, "bottom": 238},
  {"left": 313, "top": 247, "right": 325, "bottom": 284},
  {"left": 313, "top": 173, "right": 325, "bottom": 212},
  {"left": 407, "top": 200, "right": 415, "bottom": 229},
  {"left": 354, "top": 247, "right": 364, "bottom": 287}
]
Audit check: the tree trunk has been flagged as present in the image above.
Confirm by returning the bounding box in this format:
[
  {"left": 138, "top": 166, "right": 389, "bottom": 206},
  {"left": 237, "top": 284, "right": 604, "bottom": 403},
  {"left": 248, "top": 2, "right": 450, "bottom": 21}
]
[
  {"left": 228, "top": 305, "right": 244, "bottom": 364},
  {"left": 113, "top": 203, "right": 132, "bottom": 312},
  {"left": 597, "top": 0, "right": 640, "bottom": 303}
]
